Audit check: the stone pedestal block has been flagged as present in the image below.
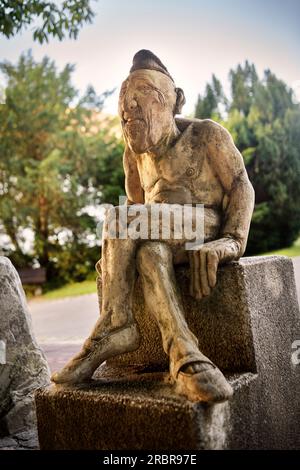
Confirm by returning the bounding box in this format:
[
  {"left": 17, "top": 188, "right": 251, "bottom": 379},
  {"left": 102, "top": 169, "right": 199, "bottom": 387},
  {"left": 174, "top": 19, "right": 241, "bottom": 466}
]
[
  {"left": 36, "top": 256, "right": 300, "bottom": 449},
  {"left": 36, "top": 367, "right": 247, "bottom": 450},
  {"left": 108, "top": 257, "right": 260, "bottom": 372}
]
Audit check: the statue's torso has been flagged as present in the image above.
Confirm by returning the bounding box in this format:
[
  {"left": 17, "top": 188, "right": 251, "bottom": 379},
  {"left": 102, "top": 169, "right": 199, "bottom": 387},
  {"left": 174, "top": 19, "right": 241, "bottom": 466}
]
[
  {"left": 135, "top": 120, "right": 227, "bottom": 241},
  {"left": 136, "top": 121, "right": 226, "bottom": 208}
]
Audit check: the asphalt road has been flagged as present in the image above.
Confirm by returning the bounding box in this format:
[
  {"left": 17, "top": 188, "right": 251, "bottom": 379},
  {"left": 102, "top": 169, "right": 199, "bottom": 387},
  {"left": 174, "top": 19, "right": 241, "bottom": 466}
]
[
  {"left": 29, "top": 257, "right": 300, "bottom": 372},
  {"left": 30, "top": 293, "right": 99, "bottom": 372}
]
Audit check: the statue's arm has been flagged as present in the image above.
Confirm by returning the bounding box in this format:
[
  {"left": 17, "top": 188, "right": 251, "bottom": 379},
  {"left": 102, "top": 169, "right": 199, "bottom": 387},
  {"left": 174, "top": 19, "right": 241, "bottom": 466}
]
[
  {"left": 123, "top": 146, "right": 144, "bottom": 204},
  {"left": 189, "top": 122, "right": 254, "bottom": 299},
  {"left": 208, "top": 124, "right": 255, "bottom": 256}
]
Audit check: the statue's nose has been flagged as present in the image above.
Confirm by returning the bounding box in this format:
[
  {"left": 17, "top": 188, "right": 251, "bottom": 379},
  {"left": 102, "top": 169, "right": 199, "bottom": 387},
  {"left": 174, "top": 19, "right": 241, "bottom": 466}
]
[
  {"left": 123, "top": 93, "right": 138, "bottom": 112},
  {"left": 129, "top": 98, "right": 138, "bottom": 110}
]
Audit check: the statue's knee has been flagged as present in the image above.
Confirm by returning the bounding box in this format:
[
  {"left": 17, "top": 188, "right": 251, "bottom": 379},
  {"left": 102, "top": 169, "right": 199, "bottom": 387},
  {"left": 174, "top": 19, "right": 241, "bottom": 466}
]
[{"left": 137, "top": 242, "right": 171, "bottom": 272}]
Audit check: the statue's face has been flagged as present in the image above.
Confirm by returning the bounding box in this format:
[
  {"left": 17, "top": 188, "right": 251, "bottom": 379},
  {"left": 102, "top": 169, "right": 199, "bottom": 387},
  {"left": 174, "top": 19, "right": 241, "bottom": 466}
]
[{"left": 118, "top": 69, "right": 177, "bottom": 154}]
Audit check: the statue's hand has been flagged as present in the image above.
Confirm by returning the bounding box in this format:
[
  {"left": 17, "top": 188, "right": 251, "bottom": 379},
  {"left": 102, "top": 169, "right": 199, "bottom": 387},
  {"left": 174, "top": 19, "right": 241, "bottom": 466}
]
[{"left": 188, "top": 237, "right": 241, "bottom": 299}]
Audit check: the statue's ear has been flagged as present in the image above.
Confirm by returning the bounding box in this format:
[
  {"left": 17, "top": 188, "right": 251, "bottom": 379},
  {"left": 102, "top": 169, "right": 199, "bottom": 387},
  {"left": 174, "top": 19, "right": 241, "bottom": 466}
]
[{"left": 174, "top": 88, "right": 186, "bottom": 114}]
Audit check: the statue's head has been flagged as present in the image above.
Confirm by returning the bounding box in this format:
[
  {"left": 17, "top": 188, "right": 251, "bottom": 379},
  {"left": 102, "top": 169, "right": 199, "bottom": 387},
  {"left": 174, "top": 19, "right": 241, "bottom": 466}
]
[{"left": 119, "top": 50, "right": 185, "bottom": 154}]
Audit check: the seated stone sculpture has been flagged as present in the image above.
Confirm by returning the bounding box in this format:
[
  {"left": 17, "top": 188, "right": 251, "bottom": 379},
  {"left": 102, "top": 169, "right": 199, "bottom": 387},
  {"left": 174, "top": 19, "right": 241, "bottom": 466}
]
[{"left": 51, "top": 50, "right": 254, "bottom": 403}]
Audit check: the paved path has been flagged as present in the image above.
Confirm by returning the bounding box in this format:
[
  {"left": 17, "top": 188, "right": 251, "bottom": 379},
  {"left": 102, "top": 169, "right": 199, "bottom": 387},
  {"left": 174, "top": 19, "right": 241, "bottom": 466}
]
[
  {"left": 29, "top": 258, "right": 300, "bottom": 372},
  {"left": 29, "top": 294, "right": 99, "bottom": 372}
]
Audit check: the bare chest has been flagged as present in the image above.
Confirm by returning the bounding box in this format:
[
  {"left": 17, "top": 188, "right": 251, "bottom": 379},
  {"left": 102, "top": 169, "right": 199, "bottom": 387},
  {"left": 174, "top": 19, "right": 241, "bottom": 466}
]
[
  {"left": 137, "top": 144, "right": 223, "bottom": 204},
  {"left": 137, "top": 143, "right": 203, "bottom": 184}
]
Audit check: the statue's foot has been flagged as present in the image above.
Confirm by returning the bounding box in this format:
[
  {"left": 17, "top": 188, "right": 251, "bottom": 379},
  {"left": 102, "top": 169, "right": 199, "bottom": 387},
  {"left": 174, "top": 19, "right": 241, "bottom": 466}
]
[
  {"left": 175, "top": 361, "right": 233, "bottom": 403},
  {"left": 51, "top": 323, "right": 140, "bottom": 384}
]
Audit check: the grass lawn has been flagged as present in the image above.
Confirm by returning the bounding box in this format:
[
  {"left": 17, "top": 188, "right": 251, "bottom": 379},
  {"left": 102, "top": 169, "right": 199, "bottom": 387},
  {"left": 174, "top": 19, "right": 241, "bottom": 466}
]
[
  {"left": 42, "top": 278, "right": 97, "bottom": 300},
  {"left": 260, "top": 237, "right": 300, "bottom": 258}
]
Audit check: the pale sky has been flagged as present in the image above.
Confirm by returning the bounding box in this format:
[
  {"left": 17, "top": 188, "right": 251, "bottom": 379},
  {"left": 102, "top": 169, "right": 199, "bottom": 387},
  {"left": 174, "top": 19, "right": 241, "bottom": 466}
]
[{"left": 0, "top": 0, "right": 300, "bottom": 115}]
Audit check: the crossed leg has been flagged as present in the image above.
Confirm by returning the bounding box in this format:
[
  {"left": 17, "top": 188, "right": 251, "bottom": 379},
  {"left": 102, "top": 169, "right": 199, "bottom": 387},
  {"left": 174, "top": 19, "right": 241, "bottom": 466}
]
[
  {"left": 51, "top": 236, "right": 141, "bottom": 384},
  {"left": 136, "top": 241, "right": 233, "bottom": 402}
]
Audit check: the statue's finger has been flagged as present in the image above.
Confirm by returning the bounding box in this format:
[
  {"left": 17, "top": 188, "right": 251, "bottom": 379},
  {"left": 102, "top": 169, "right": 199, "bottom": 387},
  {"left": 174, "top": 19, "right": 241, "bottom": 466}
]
[
  {"left": 207, "top": 251, "right": 218, "bottom": 288},
  {"left": 193, "top": 250, "right": 201, "bottom": 298},
  {"left": 188, "top": 251, "right": 194, "bottom": 297},
  {"left": 200, "top": 250, "right": 211, "bottom": 296}
]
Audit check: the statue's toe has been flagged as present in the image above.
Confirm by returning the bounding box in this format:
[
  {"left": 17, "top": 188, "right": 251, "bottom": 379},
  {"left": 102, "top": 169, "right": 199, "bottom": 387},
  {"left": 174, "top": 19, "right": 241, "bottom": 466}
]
[
  {"left": 51, "top": 358, "right": 93, "bottom": 384},
  {"left": 51, "top": 323, "right": 141, "bottom": 385},
  {"left": 176, "top": 364, "right": 233, "bottom": 403},
  {"left": 51, "top": 371, "right": 60, "bottom": 383}
]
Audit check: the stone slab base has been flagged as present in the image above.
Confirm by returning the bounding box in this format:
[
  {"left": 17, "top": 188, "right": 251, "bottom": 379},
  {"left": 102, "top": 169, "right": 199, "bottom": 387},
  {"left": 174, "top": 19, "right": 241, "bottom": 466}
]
[
  {"left": 36, "top": 256, "right": 300, "bottom": 449},
  {"left": 36, "top": 366, "right": 257, "bottom": 450}
]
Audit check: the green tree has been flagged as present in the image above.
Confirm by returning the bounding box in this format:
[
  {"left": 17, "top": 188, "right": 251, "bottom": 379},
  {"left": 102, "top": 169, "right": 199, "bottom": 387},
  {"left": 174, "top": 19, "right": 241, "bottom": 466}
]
[
  {"left": 0, "top": 0, "right": 95, "bottom": 43},
  {"left": 229, "top": 61, "right": 258, "bottom": 116},
  {"left": 0, "top": 52, "right": 122, "bottom": 283},
  {"left": 195, "top": 74, "right": 226, "bottom": 119},
  {"left": 90, "top": 127, "right": 125, "bottom": 205}
]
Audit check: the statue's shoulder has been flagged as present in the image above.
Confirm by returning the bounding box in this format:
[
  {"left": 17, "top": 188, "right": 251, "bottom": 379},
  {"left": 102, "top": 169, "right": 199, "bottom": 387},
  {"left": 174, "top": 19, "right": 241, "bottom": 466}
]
[{"left": 175, "top": 117, "right": 230, "bottom": 145}]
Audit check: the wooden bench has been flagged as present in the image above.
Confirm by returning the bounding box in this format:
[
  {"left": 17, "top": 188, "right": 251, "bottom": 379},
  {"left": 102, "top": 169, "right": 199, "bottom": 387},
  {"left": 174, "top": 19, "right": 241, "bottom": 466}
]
[{"left": 17, "top": 267, "right": 46, "bottom": 285}]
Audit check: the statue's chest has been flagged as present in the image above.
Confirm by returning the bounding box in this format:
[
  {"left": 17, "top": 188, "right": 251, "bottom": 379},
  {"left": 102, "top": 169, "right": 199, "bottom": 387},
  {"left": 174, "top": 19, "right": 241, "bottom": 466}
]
[{"left": 138, "top": 146, "right": 206, "bottom": 189}]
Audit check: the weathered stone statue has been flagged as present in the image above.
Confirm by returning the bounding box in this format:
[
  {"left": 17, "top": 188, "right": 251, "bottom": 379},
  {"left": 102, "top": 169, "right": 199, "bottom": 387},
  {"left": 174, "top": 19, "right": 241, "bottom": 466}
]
[{"left": 52, "top": 50, "right": 254, "bottom": 403}]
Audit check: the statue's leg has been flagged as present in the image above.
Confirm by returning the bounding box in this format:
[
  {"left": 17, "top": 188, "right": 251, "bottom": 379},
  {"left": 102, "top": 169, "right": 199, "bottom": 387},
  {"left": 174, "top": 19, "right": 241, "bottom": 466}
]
[
  {"left": 136, "top": 241, "right": 233, "bottom": 403},
  {"left": 51, "top": 234, "right": 141, "bottom": 384}
]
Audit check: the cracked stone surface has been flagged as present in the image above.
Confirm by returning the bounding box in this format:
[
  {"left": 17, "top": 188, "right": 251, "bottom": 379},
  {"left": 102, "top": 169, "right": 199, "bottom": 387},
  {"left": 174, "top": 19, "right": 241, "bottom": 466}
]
[
  {"left": 0, "top": 257, "right": 50, "bottom": 450},
  {"left": 0, "top": 429, "right": 39, "bottom": 450}
]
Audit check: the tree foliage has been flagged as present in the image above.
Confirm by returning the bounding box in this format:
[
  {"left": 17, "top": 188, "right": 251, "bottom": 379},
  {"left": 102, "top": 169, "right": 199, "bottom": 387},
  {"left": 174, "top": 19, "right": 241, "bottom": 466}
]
[
  {"left": 195, "top": 74, "right": 226, "bottom": 119},
  {"left": 0, "top": 0, "right": 94, "bottom": 43},
  {"left": 0, "top": 52, "right": 124, "bottom": 284},
  {"left": 195, "top": 63, "right": 300, "bottom": 254}
]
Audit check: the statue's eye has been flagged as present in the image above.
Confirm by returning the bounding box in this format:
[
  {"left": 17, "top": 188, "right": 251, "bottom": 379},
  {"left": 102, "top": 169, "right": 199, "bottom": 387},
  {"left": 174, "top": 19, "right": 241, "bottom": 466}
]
[{"left": 140, "top": 85, "right": 152, "bottom": 94}]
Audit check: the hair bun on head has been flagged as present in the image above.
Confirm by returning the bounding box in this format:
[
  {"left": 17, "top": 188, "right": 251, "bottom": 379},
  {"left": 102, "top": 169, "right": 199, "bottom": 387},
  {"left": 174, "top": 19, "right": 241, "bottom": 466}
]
[{"left": 130, "top": 50, "right": 174, "bottom": 82}]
